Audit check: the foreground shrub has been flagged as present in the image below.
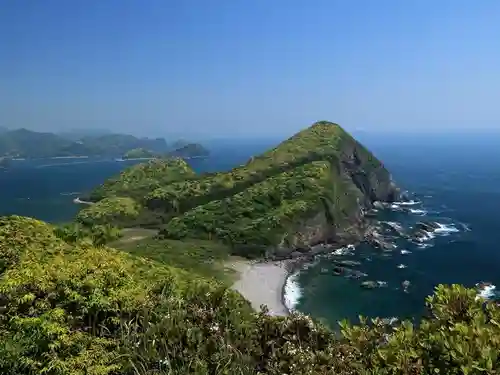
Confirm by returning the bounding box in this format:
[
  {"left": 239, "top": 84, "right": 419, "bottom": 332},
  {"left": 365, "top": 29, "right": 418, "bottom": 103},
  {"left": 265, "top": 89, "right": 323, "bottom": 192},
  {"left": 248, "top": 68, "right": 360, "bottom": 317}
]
[{"left": 2, "top": 216, "right": 500, "bottom": 374}]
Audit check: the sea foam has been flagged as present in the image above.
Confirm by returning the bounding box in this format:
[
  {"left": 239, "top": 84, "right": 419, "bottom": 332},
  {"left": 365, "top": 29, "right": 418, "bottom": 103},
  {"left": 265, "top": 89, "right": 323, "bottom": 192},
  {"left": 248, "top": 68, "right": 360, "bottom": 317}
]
[
  {"left": 434, "top": 223, "right": 459, "bottom": 235},
  {"left": 476, "top": 284, "right": 497, "bottom": 300},
  {"left": 283, "top": 272, "right": 302, "bottom": 312},
  {"left": 393, "top": 200, "right": 421, "bottom": 206},
  {"left": 409, "top": 208, "right": 427, "bottom": 215}
]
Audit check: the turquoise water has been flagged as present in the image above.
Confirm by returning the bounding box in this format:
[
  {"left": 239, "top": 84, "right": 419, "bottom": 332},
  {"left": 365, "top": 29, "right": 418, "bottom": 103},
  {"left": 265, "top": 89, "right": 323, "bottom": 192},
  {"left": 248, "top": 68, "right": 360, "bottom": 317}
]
[{"left": 1, "top": 136, "right": 499, "bottom": 326}]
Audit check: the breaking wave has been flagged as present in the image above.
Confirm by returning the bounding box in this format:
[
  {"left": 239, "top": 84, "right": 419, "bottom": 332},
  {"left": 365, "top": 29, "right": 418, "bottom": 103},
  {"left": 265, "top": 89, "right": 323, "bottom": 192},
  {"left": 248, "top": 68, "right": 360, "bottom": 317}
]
[
  {"left": 434, "top": 223, "right": 459, "bottom": 235},
  {"left": 476, "top": 283, "right": 497, "bottom": 300},
  {"left": 409, "top": 208, "right": 427, "bottom": 215},
  {"left": 283, "top": 272, "right": 302, "bottom": 312},
  {"left": 393, "top": 200, "right": 421, "bottom": 206}
]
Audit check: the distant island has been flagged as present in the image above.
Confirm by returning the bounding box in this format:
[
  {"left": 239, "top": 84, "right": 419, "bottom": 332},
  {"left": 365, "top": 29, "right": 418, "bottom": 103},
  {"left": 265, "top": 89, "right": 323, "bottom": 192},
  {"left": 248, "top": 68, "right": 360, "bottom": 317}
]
[
  {"left": 167, "top": 143, "right": 210, "bottom": 159},
  {"left": 0, "top": 128, "right": 209, "bottom": 160},
  {"left": 0, "top": 121, "right": 495, "bottom": 374},
  {"left": 122, "top": 148, "right": 157, "bottom": 160}
]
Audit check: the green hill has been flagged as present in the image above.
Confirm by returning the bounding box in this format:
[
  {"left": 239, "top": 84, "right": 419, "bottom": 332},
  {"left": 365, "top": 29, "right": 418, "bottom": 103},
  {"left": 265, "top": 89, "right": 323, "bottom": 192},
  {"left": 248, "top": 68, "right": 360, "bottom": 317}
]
[{"left": 86, "top": 121, "right": 397, "bottom": 257}]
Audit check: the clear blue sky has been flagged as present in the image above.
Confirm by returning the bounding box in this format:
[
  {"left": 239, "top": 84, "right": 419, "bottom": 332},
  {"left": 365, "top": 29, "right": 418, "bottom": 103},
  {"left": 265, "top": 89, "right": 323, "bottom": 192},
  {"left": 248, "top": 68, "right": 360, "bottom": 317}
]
[{"left": 1, "top": 0, "right": 499, "bottom": 138}]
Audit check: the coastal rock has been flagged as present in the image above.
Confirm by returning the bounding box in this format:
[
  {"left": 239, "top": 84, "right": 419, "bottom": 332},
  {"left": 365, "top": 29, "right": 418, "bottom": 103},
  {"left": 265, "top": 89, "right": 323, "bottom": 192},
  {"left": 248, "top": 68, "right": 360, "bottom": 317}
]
[
  {"left": 333, "top": 266, "right": 344, "bottom": 275},
  {"left": 361, "top": 280, "right": 378, "bottom": 289},
  {"left": 373, "top": 201, "right": 386, "bottom": 210},
  {"left": 334, "top": 260, "right": 361, "bottom": 267},
  {"left": 402, "top": 280, "right": 411, "bottom": 292},
  {"left": 364, "top": 227, "right": 396, "bottom": 250},
  {"left": 382, "top": 221, "right": 405, "bottom": 236},
  {"left": 416, "top": 221, "right": 440, "bottom": 232},
  {"left": 345, "top": 269, "right": 368, "bottom": 279}
]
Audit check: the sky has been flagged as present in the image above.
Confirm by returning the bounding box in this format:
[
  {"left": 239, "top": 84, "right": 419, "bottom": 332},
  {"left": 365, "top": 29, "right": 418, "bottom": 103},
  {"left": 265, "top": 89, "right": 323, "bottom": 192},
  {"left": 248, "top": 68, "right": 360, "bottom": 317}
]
[{"left": 1, "top": 0, "right": 499, "bottom": 139}]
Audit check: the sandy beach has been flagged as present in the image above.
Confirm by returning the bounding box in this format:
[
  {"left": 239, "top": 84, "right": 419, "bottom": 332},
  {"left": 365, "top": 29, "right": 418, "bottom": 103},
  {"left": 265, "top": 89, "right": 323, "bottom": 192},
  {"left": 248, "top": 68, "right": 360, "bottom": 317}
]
[{"left": 229, "top": 259, "right": 290, "bottom": 316}]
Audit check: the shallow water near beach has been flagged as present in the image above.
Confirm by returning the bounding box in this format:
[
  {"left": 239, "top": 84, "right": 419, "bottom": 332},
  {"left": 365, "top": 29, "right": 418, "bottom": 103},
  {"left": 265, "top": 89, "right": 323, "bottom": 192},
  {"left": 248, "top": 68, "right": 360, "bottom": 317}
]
[{"left": 1, "top": 134, "right": 499, "bottom": 325}]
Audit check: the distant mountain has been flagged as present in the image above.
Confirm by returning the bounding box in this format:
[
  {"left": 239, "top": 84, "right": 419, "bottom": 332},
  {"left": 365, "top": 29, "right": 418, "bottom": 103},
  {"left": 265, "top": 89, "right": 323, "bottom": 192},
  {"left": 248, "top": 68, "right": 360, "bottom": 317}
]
[
  {"left": 58, "top": 129, "right": 112, "bottom": 141},
  {"left": 0, "top": 127, "right": 8, "bottom": 134},
  {"left": 0, "top": 128, "right": 171, "bottom": 159},
  {"left": 80, "top": 134, "right": 168, "bottom": 156}
]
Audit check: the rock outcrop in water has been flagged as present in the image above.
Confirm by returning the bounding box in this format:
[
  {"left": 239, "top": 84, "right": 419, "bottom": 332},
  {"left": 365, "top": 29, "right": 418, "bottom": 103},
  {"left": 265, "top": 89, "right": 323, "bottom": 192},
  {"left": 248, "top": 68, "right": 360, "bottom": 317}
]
[{"left": 83, "top": 121, "right": 398, "bottom": 258}]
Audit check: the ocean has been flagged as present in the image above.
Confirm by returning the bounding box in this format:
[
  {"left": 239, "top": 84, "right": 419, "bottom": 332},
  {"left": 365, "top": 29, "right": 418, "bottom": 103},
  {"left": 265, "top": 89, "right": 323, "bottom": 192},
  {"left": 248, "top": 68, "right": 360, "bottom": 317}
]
[{"left": 1, "top": 134, "right": 499, "bottom": 325}]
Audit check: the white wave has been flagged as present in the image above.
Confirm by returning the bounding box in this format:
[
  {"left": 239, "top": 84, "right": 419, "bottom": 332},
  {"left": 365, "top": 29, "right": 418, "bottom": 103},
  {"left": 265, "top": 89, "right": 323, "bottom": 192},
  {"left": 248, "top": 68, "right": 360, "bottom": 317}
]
[
  {"left": 476, "top": 284, "right": 497, "bottom": 300},
  {"left": 393, "top": 200, "right": 421, "bottom": 206},
  {"left": 377, "top": 281, "right": 388, "bottom": 287},
  {"left": 417, "top": 243, "right": 433, "bottom": 249},
  {"left": 400, "top": 249, "right": 411, "bottom": 255},
  {"left": 330, "top": 246, "right": 354, "bottom": 256},
  {"left": 397, "top": 264, "right": 407, "bottom": 269},
  {"left": 434, "top": 223, "right": 459, "bottom": 235},
  {"left": 383, "top": 221, "right": 404, "bottom": 231},
  {"left": 283, "top": 272, "right": 302, "bottom": 312},
  {"left": 409, "top": 208, "right": 427, "bottom": 215},
  {"left": 415, "top": 231, "right": 435, "bottom": 242}
]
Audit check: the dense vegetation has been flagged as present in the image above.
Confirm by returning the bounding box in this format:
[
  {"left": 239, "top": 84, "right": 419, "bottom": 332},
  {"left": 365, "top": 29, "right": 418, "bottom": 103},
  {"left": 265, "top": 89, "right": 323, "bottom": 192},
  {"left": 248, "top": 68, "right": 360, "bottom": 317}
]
[
  {"left": 159, "top": 161, "right": 361, "bottom": 257},
  {"left": 76, "top": 197, "right": 141, "bottom": 226},
  {"left": 87, "top": 158, "right": 197, "bottom": 202},
  {"left": 1, "top": 215, "right": 500, "bottom": 374}
]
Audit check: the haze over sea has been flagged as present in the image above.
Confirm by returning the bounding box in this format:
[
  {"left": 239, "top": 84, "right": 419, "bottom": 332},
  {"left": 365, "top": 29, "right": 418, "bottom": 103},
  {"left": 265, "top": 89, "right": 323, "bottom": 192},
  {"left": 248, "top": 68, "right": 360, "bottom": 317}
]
[{"left": 1, "top": 133, "right": 499, "bottom": 325}]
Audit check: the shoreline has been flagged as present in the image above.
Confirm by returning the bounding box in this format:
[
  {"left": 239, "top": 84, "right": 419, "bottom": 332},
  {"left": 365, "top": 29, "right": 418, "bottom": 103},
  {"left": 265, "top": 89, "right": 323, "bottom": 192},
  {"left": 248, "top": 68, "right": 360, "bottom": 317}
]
[
  {"left": 228, "top": 241, "right": 363, "bottom": 317},
  {"left": 229, "top": 259, "right": 292, "bottom": 316}
]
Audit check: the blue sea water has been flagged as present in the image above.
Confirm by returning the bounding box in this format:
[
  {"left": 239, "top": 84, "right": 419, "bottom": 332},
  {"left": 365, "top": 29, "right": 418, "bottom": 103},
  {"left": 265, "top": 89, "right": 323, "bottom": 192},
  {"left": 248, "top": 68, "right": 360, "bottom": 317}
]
[{"left": 1, "top": 134, "right": 499, "bottom": 325}]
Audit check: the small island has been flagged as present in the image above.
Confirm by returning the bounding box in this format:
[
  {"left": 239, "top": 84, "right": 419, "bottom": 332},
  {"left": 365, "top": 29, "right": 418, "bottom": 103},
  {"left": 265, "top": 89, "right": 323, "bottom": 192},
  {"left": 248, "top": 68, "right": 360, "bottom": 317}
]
[
  {"left": 167, "top": 142, "right": 210, "bottom": 159},
  {"left": 122, "top": 148, "right": 157, "bottom": 160}
]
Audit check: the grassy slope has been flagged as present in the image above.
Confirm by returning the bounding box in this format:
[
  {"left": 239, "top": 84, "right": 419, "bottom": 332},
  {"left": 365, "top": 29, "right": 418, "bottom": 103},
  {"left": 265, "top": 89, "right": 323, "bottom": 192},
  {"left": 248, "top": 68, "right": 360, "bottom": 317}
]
[{"left": 87, "top": 158, "right": 196, "bottom": 202}]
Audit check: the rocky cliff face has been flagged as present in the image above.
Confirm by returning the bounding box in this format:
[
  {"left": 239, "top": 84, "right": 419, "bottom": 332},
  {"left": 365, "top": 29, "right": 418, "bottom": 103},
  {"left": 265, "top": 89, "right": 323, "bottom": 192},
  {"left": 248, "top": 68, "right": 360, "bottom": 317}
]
[{"left": 335, "top": 128, "right": 399, "bottom": 205}]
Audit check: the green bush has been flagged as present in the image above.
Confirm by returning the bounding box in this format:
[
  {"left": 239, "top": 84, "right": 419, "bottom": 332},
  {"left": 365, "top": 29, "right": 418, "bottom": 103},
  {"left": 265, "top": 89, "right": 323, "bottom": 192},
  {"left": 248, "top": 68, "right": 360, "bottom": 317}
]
[
  {"left": 2, "top": 216, "right": 500, "bottom": 374},
  {"left": 88, "top": 158, "right": 196, "bottom": 202},
  {"left": 76, "top": 197, "right": 141, "bottom": 226}
]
